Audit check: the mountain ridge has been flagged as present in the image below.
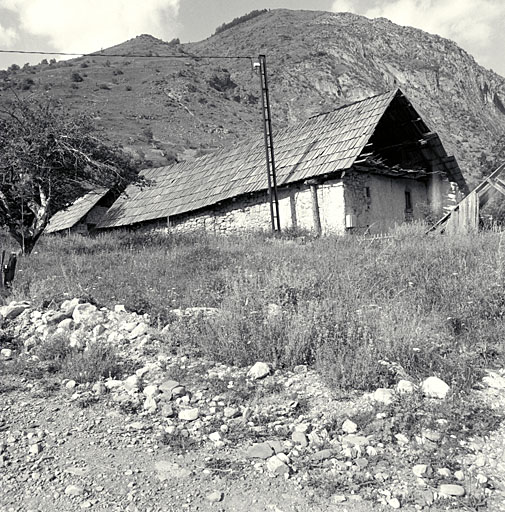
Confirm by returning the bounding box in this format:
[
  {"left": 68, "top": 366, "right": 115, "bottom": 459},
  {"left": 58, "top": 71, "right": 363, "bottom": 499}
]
[{"left": 0, "top": 9, "right": 504, "bottom": 184}]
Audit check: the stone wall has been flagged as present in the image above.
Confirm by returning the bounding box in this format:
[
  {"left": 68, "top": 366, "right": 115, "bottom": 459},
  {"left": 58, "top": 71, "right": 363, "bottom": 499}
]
[{"left": 168, "top": 178, "right": 346, "bottom": 235}]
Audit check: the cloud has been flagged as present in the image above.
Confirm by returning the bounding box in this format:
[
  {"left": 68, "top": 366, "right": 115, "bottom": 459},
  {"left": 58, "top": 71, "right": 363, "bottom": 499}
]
[
  {"left": 331, "top": 0, "right": 505, "bottom": 54},
  {"left": 0, "top": 0, "right": 180, "bottom": 53},
  {"left": 0, "top": 22, "right": 16, "bottom": 46}
]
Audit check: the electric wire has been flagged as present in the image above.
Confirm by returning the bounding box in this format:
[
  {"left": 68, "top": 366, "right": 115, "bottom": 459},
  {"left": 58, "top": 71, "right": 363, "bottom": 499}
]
[{"left": 0, "top": 48, "right": 254, "bottom": 61}]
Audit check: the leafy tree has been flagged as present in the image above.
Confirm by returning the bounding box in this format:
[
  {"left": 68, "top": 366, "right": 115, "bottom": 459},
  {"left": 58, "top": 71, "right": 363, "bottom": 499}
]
[{"left": 0, "top": 95, "right": 142, "bottom": 254}]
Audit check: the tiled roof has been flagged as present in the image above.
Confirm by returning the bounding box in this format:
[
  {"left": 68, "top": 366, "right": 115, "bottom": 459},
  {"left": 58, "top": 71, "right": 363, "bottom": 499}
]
[
  {"left": 45, "top": 188, "right": 109, "bottom": 233},
  {"left": 98, "top": 89, "right": 458, "bottom": 229}
]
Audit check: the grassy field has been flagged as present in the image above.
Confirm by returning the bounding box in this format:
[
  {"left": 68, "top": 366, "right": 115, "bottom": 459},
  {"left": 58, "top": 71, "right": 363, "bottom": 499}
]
[{"left": 6, "top": 224, "right": 505, "bottom": 393}]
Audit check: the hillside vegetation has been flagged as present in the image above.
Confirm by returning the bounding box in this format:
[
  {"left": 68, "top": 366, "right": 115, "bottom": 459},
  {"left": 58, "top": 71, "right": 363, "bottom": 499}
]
[
  {"left": 8, "top": 226, "right": 505, "bottom": 392},
  {"left": 0, "top": 9, "right": 504, "bottom": 182}
]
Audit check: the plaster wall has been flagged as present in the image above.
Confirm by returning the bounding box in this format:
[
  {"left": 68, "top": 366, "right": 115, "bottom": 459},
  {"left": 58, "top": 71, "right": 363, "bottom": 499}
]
[
  {"left": 344, "top": 172, "right": 429, "bottom": 233},
  {"left": 166, "top": 178, "right": 346, "bottom": 235}
]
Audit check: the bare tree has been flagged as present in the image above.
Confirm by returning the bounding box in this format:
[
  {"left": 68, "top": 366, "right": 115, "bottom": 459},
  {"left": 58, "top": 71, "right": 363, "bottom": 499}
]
[{"left": 0, "top": 95, "right": 142, "bottom": 254}]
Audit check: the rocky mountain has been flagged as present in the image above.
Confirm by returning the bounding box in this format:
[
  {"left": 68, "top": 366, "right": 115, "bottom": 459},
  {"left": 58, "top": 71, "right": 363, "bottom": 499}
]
[{"left": 1, "top": 9, "right": 504, "bottom": 184}]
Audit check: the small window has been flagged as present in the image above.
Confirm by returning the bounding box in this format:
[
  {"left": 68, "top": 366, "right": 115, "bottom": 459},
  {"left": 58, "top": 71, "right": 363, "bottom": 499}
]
[
  {"left": 364, "top": 186, "right": 371, "bottom": 198},
  {"left": 405, "top": 191, "right": 412, "bottom": 212}
]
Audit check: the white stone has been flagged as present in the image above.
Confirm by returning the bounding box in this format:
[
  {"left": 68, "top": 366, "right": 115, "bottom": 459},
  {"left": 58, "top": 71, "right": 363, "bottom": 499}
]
[
  {"left": 412, "top": 464, "right": 429, "bottom": 477},
  {"left": 454, "top": 470, "right": 465, "bottom": 481},
  {"left": 143, "top": 385, "right": 159, "bottom": 398},
  {"left": 105, "top": 379, "right": 123, "bottom": 390},
  {"left": 0, "top": 302, "right": 30, "bottom": 320},
  {"left": 395, "top": 433, "right": 409, "bottom": 445},
  {"left": 482, "top": 371, "right": 505, "bottom": 390},
  {"left": 439, "top": 484, "right": 465, "bottom": 497},
  {"left": 209, "top": 432, "right": 221, "bottom": 442},
  {"left": 342, "top": 419, "right": 358, "bottom": 434},
  {"left": 396, "top": 379, "right": 415, "bottom": 394},
  {"left": 247, "top": 362, "right": 270, "bottom": 379},
  {"left": 206, "top": 491, "right": 224, "bottom": 503},
  {"left": 123, "top": 375, "right": 139, "bottom": 392},
  {"left": 387, "top": 497, "right": 401, "bottom": 509},
  {"left": 65, "top": 380, "right": 77, "bottom": 390},
  {"left": 114, "top": 305, "right": 127, "bottom": 313},
  {"left": 373, "top": 388, "right": 395, "bottom": 404},
  {"left": 128, "top": 322, "right": 148, "bottom": 340},
  {"left": 143, "top": 396, "right": 157, "bottom": 413},
  {"left": 421, "top": 376, "right": 450, "bottom": 399},
  {"left": 65, "top": 484, "right": 84, "bottom": 496},
  {"left": 178, "top": 408, "right": 199, "bottom": 421},
  {"left": 72, "top": 303, "right": 97, "bottom": 324},
  {"left": 1, "top": 348, "right": 12, "bottom": 360},
  {"left": 266, "top": 455, "right": 290, "bottom": 475}
]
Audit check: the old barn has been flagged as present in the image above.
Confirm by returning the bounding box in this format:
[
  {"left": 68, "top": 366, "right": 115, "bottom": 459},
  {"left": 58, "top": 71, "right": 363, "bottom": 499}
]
[
  {"left": 45, "top": 188, "right": 116, "bottom": 235},
  {"left": 96, "top": 88, "right": 467, "bottom": 235}
]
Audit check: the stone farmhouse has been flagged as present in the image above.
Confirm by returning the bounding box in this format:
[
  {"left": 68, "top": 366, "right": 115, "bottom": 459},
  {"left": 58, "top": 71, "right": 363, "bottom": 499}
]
[{"left": 49, "top": 88, "right": 467, "bottom": 236}]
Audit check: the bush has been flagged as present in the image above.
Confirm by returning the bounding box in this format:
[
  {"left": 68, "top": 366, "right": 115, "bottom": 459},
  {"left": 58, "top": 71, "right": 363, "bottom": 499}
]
[{"left": 71, "top": 72, "right": 83, "bottom": 83}]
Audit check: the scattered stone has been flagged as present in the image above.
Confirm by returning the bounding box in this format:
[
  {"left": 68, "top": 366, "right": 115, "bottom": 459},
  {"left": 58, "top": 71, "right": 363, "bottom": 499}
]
[
  {"left": 266, "top": 454, "right": 290, "bottom": 476},
  {"left": 159, "top": 380, "right": 180, "bottom": 395},
  {"left": 342, "top": 419, "right": 358, "bottom": 434},
  {"left": 291, "top": 431, "right": 308, "bottom": 448},
  {"left": 206, "top": 491, "right": 224, "bottom": 503},
  {"left": 387, "top": 497, "right": 401, "bottom": 509},
  {"left": 342, "top": 434, "right": 368, "bottom": 447},
  {"left": 65, "top": 484, "right": 84, "bottom": 497},
  {"left": 129, "top": 322, "right": 148, "bottom": 340},
  {"left": 333, "top": 495, "right": 346, "bottom": 504},
  {"left": 396, "top": 379, "right": 415, "bottom": 394},
  {"left": 310, "top": 449, "right": 334, "bottom": 462},
  {"left": 395, "top": 433, "right": 409, "bottom": 445},
  {"left": 143, "top": 385, "right": 159, "bottom": 398},
  {"left": 247, "top": 362, "right": 270, "bottom": 379},
  {"left": 266, "top": 440, "right": 284, "bottom": 454},
  {"left": 178, "top": 408, "right": 199, "bottom": 421},
  {"left": 482, "top": 371, "right": 505, "bottom": 390},
  {"left": 412, "top": 464, "right": 430, "bottom": 477},
  {"left": 223, "top": 407, "right": 240, "bottom": 419},
  {"left": 0, "top": 302, "right": 30, "bottom": 320},
  {"left": 65, "top": 380, "right": 77, "bottom": 390},
  {"left": 476, "top": 474, "right": 488, "bottom": 484},
  {"left": 454, "top": 470, "right": 465, "bottom": 481},
  {"left": 373, "top": 388, "right": 395, "bottom": 405},
  {"left": 92, "top": 382, "right": 107, "bottom": 395},
  {"left": 209, "top": 432, "right": 222, "bottom": 442},
  {"left": 421, "top": 377, "right": 450, "bottom": 399},
  {"left": 29, "top": 443, "right": 42, "bottom": 455},
  {"left": 72, "top": 303, "right": 98, "bottom": 324},
  {"left": 246, "top": 442, "right": 274, "bottom": 459},
  {"left": 437, "top": 468, "right": 452, "bottom": 478},
  {"left": 0, "top": 348, "right": 12, "bottom": 359},
  {"left": 421, "top": 429, "right": 442, "bottom": 443},
  {"left": 160, "top": 404, "right": 174, "bottom": 418},
  {"left": 439, "top": 484, "right": 465, "bottom": 497}
]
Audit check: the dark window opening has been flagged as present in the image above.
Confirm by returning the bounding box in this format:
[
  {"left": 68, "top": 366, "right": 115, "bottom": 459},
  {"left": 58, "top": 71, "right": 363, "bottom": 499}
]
[
  {"left": 405, "top": 191, "right": 412, "bottom": 211},
  {"left": 365, "top": 186, "right": 371, "bottom": 198}
]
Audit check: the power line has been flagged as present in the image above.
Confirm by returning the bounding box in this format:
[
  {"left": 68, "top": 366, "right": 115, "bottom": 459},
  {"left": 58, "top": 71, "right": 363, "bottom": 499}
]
[{"left": 0, "top": 48, "right": 253, "bottom": 61}]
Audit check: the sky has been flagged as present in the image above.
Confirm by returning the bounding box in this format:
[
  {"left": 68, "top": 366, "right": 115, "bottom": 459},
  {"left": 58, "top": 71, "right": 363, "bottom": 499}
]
[{"left": 0, "top": 0, "right": 504, "bottom": 75}]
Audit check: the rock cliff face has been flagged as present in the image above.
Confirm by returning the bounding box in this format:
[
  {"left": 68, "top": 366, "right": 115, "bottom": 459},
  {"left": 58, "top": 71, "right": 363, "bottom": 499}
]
[{"left": 1, "top": 9, "right": 504, "bottom": 183}]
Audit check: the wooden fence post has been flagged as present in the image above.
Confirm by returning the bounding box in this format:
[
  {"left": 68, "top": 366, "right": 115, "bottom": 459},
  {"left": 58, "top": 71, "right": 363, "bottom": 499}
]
[{"left": 0, "top": 250, "right": 17, "bottom": 289}]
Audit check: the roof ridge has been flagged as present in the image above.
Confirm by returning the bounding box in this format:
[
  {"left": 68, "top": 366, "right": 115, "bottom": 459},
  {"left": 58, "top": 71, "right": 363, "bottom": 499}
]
[{"left": 308, "top": 88, "right": 399, "bottom": 120}]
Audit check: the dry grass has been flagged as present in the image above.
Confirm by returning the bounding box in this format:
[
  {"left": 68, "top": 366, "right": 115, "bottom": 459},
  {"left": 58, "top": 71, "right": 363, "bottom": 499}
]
[{"left": 8, "top": 224, "right": 505, "bottom": 392}]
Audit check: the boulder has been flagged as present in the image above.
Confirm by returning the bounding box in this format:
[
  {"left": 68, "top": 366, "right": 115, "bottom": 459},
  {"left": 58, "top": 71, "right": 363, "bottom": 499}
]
[
  {"left": 421, "top": 376, "right": 450, "bottom": 399},
  {"left": 247, "top": 362, "right": 270, "bottom": 379}
]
